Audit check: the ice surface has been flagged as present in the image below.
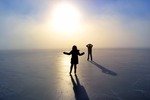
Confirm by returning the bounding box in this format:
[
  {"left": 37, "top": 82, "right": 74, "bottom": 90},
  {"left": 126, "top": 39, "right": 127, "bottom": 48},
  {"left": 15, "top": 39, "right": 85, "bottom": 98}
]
[{"left": 0, "top": 49, "right": 150, "bottom": 100}]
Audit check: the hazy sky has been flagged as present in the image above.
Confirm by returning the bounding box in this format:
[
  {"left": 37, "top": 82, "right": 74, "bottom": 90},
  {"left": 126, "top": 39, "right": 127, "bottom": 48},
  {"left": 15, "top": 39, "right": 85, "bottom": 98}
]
[{"left": 0, "top": 0, "right": 150, "bottom": 49}]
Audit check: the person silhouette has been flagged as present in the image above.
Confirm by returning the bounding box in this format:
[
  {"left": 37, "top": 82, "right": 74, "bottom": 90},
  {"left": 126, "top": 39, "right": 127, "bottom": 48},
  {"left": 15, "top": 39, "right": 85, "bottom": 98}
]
[
  {"left": 86, "top": 43, "right": 93, "bottom": 61},
  {"left": 63, "top": 45, "right": 84, "bottom": 74}
]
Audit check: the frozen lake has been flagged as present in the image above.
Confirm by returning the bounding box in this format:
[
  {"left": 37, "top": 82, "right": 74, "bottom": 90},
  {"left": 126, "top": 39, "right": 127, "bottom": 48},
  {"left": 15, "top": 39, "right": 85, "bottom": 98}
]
[{"left": 0, "top": 49, "right": 150, "bottom": 100}]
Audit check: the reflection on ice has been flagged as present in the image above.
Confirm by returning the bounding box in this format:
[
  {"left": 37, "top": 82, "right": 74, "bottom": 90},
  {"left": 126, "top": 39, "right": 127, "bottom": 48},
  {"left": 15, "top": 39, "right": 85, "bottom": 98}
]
[
  {"left": 0, "top": 49, "right": 150, "bottom": 100},
  {"left": 58, "top": 55, "right": 70, "bottom": 74},
  {"left": 61, "top": 55, "right": 70, "bottom": 66}
]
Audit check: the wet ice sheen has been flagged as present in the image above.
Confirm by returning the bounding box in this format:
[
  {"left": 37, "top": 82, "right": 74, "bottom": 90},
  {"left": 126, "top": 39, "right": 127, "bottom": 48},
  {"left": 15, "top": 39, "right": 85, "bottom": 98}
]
[{"left": 0, "top": 49, "right": 150, "bottom": 100}]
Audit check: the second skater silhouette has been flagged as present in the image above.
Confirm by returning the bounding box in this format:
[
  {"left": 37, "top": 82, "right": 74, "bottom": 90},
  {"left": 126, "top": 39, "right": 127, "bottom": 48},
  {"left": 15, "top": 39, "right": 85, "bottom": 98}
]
[{"left": 86, "top": 43, "right": 93, "bottom": 61}]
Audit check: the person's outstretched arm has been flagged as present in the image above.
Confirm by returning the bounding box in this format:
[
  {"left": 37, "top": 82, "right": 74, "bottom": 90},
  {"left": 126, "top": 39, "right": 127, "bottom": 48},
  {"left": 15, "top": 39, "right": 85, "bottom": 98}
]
[
  {"left": 79, "top": 52, "right": 85, "bottom": 56},
  {"left": 63, "top": 51, "right": 71, "bottom": 55}
]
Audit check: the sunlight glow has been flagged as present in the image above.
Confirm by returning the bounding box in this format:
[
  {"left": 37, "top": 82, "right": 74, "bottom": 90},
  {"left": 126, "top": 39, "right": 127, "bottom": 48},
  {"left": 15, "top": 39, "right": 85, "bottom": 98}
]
[
  {"left": 56, "top": 54, "right": 73, "bottom": 96},
  {"left": 51, "top": 2, "right": 81, "bottom": 34},
  {"left": 61, "top": 55, "right": 70, "bottom": 67}
]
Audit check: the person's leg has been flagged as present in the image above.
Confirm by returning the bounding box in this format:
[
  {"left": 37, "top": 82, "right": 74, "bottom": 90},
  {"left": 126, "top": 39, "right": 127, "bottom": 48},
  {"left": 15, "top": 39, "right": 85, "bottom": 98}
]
[
  {"left": 90, "top": 53, "right": 93, "bottom": 61},
  {"left": 87, "top": 53, "right": 89, "bottom": 60},
  {"left": 74, "top": 64, "right": 77, "bottom": 74},
  {"left": 70, "top": 64, "right": 73, "bottom": 74}
]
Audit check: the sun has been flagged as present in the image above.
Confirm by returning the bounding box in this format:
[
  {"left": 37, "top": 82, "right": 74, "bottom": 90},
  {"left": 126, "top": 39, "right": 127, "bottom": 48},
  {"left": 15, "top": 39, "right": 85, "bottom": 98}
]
[{"left": 51, "top": 2, "right": 81, "bottom": 34}]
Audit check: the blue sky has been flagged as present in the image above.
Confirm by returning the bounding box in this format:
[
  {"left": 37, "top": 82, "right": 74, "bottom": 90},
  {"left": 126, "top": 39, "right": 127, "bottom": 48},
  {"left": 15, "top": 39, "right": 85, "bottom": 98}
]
[{"left": 0, "top": 0, "right": 150, "bottom": 49}]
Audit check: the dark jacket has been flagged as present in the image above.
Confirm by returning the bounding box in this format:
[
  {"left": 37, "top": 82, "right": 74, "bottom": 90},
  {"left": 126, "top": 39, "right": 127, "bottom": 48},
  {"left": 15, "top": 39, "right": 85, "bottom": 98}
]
[{"left": 64, "top": 50, "right": 84, "bottom": 64}]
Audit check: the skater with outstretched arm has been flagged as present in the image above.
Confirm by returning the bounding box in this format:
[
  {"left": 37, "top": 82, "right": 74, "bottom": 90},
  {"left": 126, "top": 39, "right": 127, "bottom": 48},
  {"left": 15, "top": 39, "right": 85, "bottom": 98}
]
[{"left": 63, "top": 45, "right": 84, "bottom": 74}]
